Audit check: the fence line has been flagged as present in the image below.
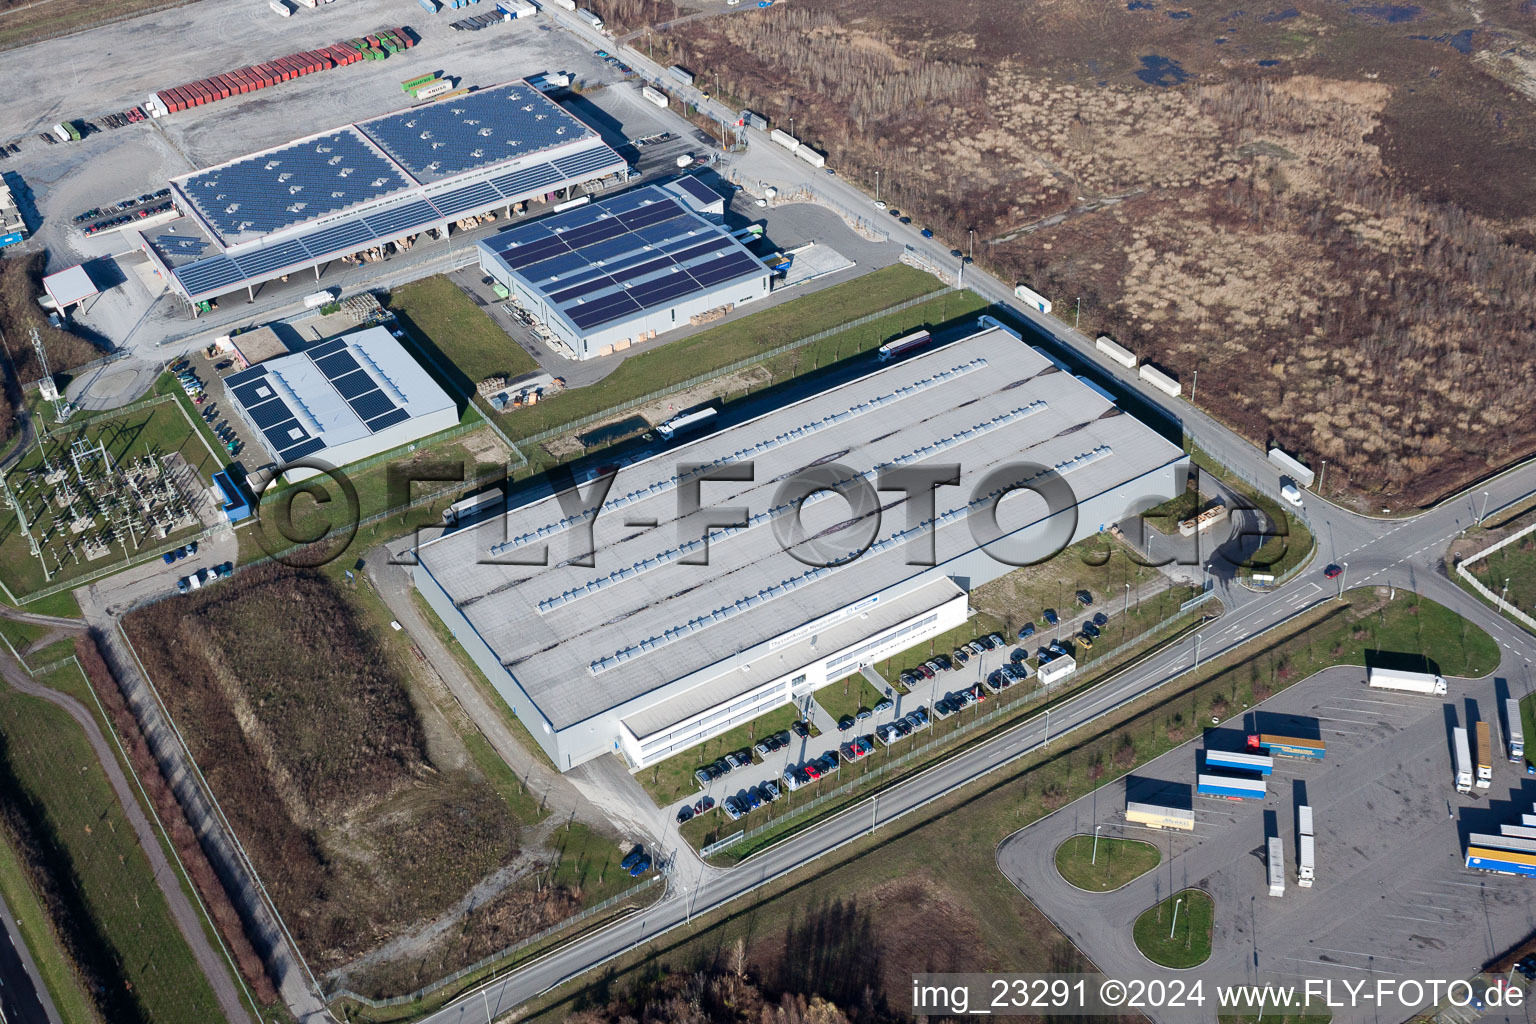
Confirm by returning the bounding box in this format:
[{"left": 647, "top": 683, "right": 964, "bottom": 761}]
[
  {"left": 1456, "top": 521, "right": 1536, "bottom": 632},
  {"left": 712, "top": 601, "right": 1211, "bottom": 853},
  {"left": 512, "top": 288, "right": 952, "bottom": 449},
  {"left": 325, "top": 873, "right": 663, "bottom": 1009}
]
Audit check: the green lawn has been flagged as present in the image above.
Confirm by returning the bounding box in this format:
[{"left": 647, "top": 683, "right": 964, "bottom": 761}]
[
  {"left": 1467, "top": 535, "right": 1536, "bottom": 623},
  {"left": 813, "top": 675, "right": 886, "bottom": 723},
  {"left": 1134, "top": 889, "right": 1214, "bottom": 968},
  {"left": 637, "top": 703, "right": 806, "bottom": 808},
  {"left": 0, "top": 833, "right": 97, "bottom": 1024},
  {"left": 20, "top": 590, "right": 81, "bottom": 619},
  {"left": 1188, "top": 444, "right": 1315, "bottom": 580},
  {"left": 0, "top": 662, "right": 226, "bottom": 1024},
  {"left": 488, "top": 264, "right": 951, "bottom": 442},
  {"left": 1054, "top": 833, "right": 1160, "bottom": 891},
  {"left": 388, "top": 275, "right": 540, "bottom": 394},
  {"left": 0, "top": 616, "right": 51, "bottom": 654},
  {"left": 511, "top": 586, "right": 1495, "bottom": 1022}
]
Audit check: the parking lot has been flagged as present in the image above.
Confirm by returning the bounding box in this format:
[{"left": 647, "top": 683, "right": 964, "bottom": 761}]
[
  {"left": 997, "top": 661, "right": 1536, "bottom": 1024},
  {"left": 670, "top": 624, "right": 1047, "bottom": 828}
]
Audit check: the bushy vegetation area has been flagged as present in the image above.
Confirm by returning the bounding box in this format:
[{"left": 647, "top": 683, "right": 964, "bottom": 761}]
[
  {"left": 0, "top": 252, "right": 106, "bottom": 446},
  {"left": 655, "top": 0, "right": 1536, "bottom": 507},
  {"left": 122, "top": 567, "right": 535, "bottom": 974}
]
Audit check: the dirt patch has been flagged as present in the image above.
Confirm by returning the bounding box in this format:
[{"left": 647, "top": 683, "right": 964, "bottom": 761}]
[{"left": 633, "top": 366, "right": 770, "bottom": 426}]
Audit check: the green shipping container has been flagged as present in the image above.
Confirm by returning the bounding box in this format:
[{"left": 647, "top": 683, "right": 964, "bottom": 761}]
[{"left": 402, "top": 73, "right": 436, "bottom": 92}]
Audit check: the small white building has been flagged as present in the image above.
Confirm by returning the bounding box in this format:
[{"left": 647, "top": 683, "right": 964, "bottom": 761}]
[{"left": 224, "top": 326, "right": 457, "bottom": 478}]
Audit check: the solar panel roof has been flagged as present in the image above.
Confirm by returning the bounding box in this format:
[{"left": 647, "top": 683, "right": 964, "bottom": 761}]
[
  {"left": 481, "top": 185, "right": 767, "bottom": 333},
  {"left": 180, "top": 129, "right": 413, "bottom": 242},
  {"left": 358, "top": 83, "right": 597, "bottom": 183}
]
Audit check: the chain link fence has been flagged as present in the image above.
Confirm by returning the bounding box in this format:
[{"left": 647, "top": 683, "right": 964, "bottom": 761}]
[{"left": 325, "top": 873, "right": 663, "bottom": 1010}]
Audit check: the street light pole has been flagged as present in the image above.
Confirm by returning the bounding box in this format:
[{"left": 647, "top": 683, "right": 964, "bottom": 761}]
[
  {"left": 1190, "top": 369, "right": 1198, "bottom": 406},
  {"left": 1092, "top": 823, "right": 1103, "bottom": 865},
  {"left": 1502, "top": 577, "right": 1511, "bottom": 606},
  {"left": 1074, "top": 296, "right": 1081, "bottom": 328},
  {"left": 874, "top": 169, "right": 879, "bottom": 204},
  {"left": 1124, "top": 582, "right": 1130, "bottom": 617},
  {"left": 1480, "top": 490, "right": 1490, "bottom": 525},
  {"left": 968, "top": 227, "right": 974, "bottom": 260},
  {"left": 1339, "top": 561, "right": 1348, "bottom": 600}
]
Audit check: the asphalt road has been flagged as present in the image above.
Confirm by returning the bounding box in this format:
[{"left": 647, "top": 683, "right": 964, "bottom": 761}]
[{"left": 0, "top": 888, "right": 60, "bottom": 1024}]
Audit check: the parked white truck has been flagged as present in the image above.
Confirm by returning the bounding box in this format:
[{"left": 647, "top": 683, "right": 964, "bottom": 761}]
[
  {"left": 1367, "top": 666, "right": 1447, "bottom": 695},
  {"left": 1454, "top": 726, "right": 1474, "bottom": 794}
]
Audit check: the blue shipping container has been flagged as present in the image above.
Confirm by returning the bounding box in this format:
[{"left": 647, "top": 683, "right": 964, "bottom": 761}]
[
  {"left": 1466, "top": 847, "right": 1536, "bottom": 877},
  {"left": 1197, "top": 772, "right": 1265, "bottom": 799},
  {"left": 419, "top": 0, "right": 440, "bottom": 11},
  {"left": 0, "top": 231, "right": 22, "bottom": 248}
]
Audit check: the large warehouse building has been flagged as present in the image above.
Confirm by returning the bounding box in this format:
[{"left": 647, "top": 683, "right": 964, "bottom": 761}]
[
  {"left": 224, "top": 326, "right": 457, "bottom": 475},
  {"left": 138, "top": 80, "right": 626, "bottom": 309},
  {"left": 476, "top": 182, "right": 769, "bottom": 359},
  {"left": 414, "top": 323, "right": 1188, "bottom": 771}
]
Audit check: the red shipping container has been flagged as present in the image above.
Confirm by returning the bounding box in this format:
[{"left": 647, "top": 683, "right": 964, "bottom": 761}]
[
  {"left": 171, "top": 86, "right": 193, "bottom": 110},
  {"left": 195, "top": 81, "right": 216, "bottom": 103},
  {"left": 232, "top": 71, "right": 253, "bottom": 93},
  {"left": 212, "top": 77, "right": 232, "bottom": 99},
  {"left": 182, "top": 84, "right": 203, "bottom": 107},
  {"left": 266, "top": 59, "right": 287, "bottom": 81},
  {"left": 227, "top": 74, "right": 247, "bottom": 95},
  {"left": 253, "top": 64, "right": 273, "bottom": 86},
  {"left": 286, "top": 55, "right": 305, "bottom": 75}
]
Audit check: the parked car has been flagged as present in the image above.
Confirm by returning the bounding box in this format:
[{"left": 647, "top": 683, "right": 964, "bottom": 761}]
[
  {"left": 1082, "top": 622, "right": 1101, "bottom": 638},
  {"left": 893, "top": 719, "right": 911, "bottom": 737},
  {"left": 917, "top": 664, "right": 935, "bottom": 680},
  {"left": 725, "top": 751, "right": 745, "bottom": 769},
  {"left": 988, "top": 633, "right": 1005, "bottom": 648},
  {"left": 162, "top": 550, "right": 178, "bottom": 564},
  {"left": 620, "top": 846, "right": 645, "bottom": 872},
  {"left": 695, "top": 767, "right": 712, "bottom": 785},
  {"left": 695, "top": 796, "right": 715, "bottom": 814},
  {"left": 951, "top": 647, "right": 969, "bottom": 665},
  {"left": 873, "top": 699, "right": 893, "bottom": 714},
  {"left": 1092, "top": 611, "right": 1108, "bottom": 627},
  {"left": 1077, "top": 634, "right": 1094, "bottom": 649},
  {"left": 816, "top": 754, "right": 838, "bottom": 774},
  {"left": 723, "top": 798, "right": 744, "bottom": 820},
  {"left": 855, "top": 708, "right": 872, "bottom": 721},
  {"left": 1018, "top": 621, "right": 1036, "bottom": 640},
  {"left": 1076, "top": 589, "right": 1094, "bottom": 606},
  {"left": 804, "top": 763, "right": 822, "bottom": 781},
  {"left": 714, "top": 758, "right": 732, "bottom": 775},
  {"left": 791, "top": 720, "right": 810, "bottom": 738},
  {"left": 676, "top": 805, "right": 694, "bottom": 823},
  {"left": 782, "top": 767, "right": 804, "bottom": 790},
  {"left": 924, "top": 658, "right": 943, "bottom": 674},
  {"left": 744, "top": 789, "right": 761, "bottom": 811},
  {"left": 838, "top": 714, "right": 856, "bottom": 731},
  {"left": 754, "top": 739, "right": 771, "bottom": 756},
  {"left": 762, "top": 780, "right": 781, "bottom": 800}
]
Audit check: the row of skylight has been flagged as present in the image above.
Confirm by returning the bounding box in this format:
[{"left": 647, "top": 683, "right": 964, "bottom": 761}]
[
  {"left": 540, "top": 398, "right": 1048, "bottom": 613},
  {"left": 487, "top": 358, "right": 990, "bottom": 558},
  {"left": 585, "top": 444, "right": 1114, "bottom": 675}
]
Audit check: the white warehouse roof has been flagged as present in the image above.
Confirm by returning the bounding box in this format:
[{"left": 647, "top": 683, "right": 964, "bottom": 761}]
[
  {"left": 224, "top": 325, "right": 457, "bottom": 468},
  {"left": 416, "top": 324, "right": 1187, "bottom": 733}
]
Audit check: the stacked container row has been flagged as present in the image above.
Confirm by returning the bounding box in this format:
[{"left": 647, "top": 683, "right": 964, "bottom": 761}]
[{"left": 154, "top": 29, "right": 413, "bottom": 113}]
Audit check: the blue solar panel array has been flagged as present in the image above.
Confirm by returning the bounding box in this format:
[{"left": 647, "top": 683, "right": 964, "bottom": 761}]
[
  {"left": 225, "top": 364, "right": 328, "bottom": 463},
  {"left": 181, "top": 130, "right": 414, "bottom": 241},
  {"left": 171, "top": 138, "right": 625, "bottom": 299},
  {"left": 226, "top": 337, "right": 422, "bottom": 463},
  {"left": 359, "top": 83, "right": 596, "bottom": 183},
  {"left": 485, "top": 185, "right": 765, "bottom": 333}
]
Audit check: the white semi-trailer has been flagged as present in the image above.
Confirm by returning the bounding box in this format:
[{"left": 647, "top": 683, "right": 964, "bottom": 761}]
[
  {"left": 1268, "top": 836, "right": 1285, "bottom": 897},
  {"left": 1298, "top": 805, "right": 1315, "bottom": 887},
  {"left": 1367, "top": 666, "right": 1447, "bottom": 695},
  {"left": 1454, "top": 727, "right": 1474, "bottom": 794},
  {"left": 1508, "top": 698, "right": 1525, "bottom": 761}
]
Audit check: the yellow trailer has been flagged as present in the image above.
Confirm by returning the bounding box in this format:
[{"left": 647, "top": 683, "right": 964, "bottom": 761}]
[{"left": 1126, "top": 801, "right": 1194, "bottom": 831}]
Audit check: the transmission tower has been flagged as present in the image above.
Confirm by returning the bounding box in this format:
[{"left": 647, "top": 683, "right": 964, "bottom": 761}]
[{"left": 30, "top": 327, "right": 71, "bottom": 423}]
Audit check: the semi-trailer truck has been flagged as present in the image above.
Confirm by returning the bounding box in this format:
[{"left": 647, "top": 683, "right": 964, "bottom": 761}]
[
  {"left": 1454, "top": 727, "right": 1474, "bottom": 794},
  {"left": 1467, "top": 833, "right": 1536, "bottom": 854},
  {"left": 1476, "top": 720, "right": 1494, "bottom": 789},
  {"left": 877, "top": 330, "right": 933, "bottom": 362},
  {"left": 1248, "top": 733, "right": 1326, "bottom": 760},
  {"left": 1204, "top": 750, "right": 1274, "bottom": 776},
  {"left": 1125, "top": 801, "right": 1195, "bottom": 831},
  {"left": 442, "top": 487, "right": 505, "bottom": 526},
  {"left": 656, "top": 407, "right": 716, "bottom": 441},
  {"left": 1268, "top": 836, "right": 1285, "bottom": 897},
  {"left": 1298, "top": 804, "right": 1315, "bottom": 887},
  {"left": 1508, "top": 698, "right": 1525, "bottom": 761},
  {"left": 1368, "top": 666, "right": 1447, "bottom": 695},
  {"left": 1466, "top": 846, "right": 1536, "bottom": 877},
  {"left": 1197, "top": 773, "right": 1265, "bottom": 800}
]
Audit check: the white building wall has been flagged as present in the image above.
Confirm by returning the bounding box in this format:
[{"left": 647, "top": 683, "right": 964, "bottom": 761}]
[{"left": 618, "top": 589, "right": 969, "bottom": 767}]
